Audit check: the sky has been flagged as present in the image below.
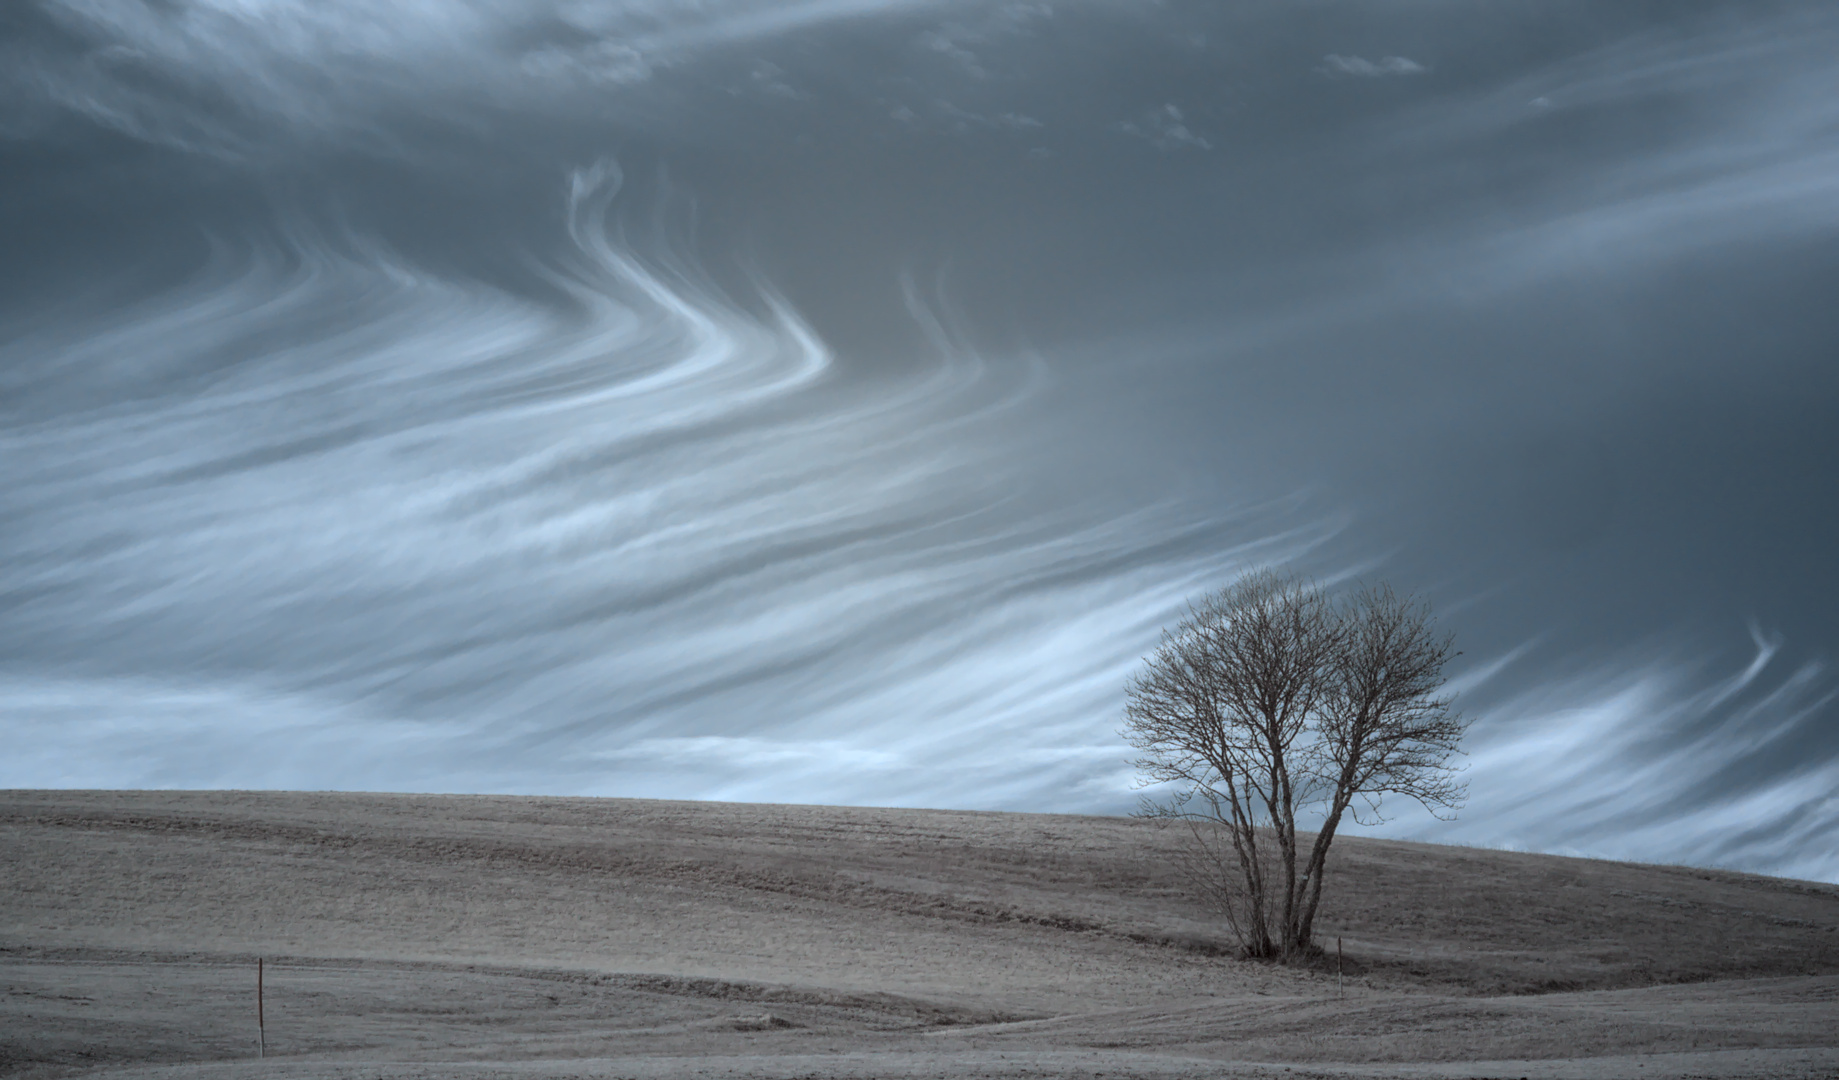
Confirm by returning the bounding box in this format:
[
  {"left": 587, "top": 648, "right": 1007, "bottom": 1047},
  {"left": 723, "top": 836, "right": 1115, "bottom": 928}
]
[{"left": 2, "top": 0, "right": 1835, "bottom": 881}]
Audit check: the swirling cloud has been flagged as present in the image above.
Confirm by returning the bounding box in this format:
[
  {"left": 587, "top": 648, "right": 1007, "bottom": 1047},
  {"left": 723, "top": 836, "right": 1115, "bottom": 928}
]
[
  {"left": 3, "top": 0, "right": 1836, "bottom": 886},
  {"left": 0, "top": 160, "right": 1321, "bottom": 807}
]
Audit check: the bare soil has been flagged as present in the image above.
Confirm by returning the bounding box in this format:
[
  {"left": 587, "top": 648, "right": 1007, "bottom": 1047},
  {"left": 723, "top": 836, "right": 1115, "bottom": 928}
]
[{"left": 2, "top": 791, "right": 1835, "bottom": 1079}]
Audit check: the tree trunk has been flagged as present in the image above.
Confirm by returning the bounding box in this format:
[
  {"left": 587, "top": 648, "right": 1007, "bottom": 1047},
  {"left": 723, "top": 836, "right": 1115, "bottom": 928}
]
[{"left": 1296, "top": 801, "right": 1347, "bottom": 953}]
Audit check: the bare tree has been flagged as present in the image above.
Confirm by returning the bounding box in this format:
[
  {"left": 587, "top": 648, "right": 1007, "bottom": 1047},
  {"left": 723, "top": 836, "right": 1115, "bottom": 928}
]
[{"left": 1123, "top": 571, "right": 1467, "bottom": 961}]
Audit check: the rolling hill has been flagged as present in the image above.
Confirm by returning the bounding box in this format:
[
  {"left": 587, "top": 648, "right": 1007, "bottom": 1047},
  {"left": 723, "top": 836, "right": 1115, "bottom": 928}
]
[{"left": 3, "top": 790, "right": 1835, "bottom": 1079}]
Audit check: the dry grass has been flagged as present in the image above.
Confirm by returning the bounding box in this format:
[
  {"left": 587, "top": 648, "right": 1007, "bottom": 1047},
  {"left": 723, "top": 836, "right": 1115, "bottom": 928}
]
[{"left": 2, "top": 790, "right": 1835, "bottom": 1079}]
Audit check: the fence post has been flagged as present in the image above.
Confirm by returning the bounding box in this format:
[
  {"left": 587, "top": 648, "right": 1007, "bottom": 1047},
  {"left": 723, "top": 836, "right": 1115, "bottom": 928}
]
[
  {"left": 258, "top": 957, "right": 266, "bottom": 1058},
  {"left": 1336, "top": 937, "right": 1343, "bottom": 998}
]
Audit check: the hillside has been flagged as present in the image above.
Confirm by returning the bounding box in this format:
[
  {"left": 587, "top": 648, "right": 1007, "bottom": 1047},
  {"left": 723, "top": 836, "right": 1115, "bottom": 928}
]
[{"left": 2, "top": 790, "right": 1836, "bottom": 1079}]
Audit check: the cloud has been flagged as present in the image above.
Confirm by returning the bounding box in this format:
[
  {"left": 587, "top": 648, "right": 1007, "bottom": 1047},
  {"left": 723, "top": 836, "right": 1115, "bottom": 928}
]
[
  {"left": 917, "top": 28, "right": 986, "bottom": 78},
  {"left": 1117, "top": 103, "right": 1209, "bottom": 151},
  {"left": 1322, "top": 54, "right": 1427, "bottom": 78},
  {"left": 6, "top": 0, "right": 1836, "bottom": 885},
  {"left": 745, "top": 59, "right": 801, "bottom": 99},
  {"left": 521, "top": 40, "right": 653, "bottom": 86},
  {"left": 913, "top": 3, "right": 1053, "bottom": 79},
  {"left": 927, "top": 100, "right": 1045, "bottom": 134},
  {"left": 1347, "top": 18, "right": 1839, "bottom": 301},
  {"left": 1379, "top": 632, "right": 1839, "bottom": 883},
  {"left": 0, "top": 159, "right": 1331, "bottom": 810},
  {"left": 5, "top": 0, "right": 935, "bottom": 152}
]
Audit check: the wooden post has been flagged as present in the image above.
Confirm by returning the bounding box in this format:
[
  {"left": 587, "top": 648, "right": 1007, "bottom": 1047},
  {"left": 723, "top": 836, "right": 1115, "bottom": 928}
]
[
  {"left": 258, "top": 957, "right": 266, "bottom": 1058},
  {"left": 1336, "top": 936, "right": 1344, "bottom": 998}
]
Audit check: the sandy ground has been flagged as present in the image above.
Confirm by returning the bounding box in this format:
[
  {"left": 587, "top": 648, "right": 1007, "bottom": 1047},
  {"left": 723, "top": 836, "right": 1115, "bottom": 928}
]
[{"left": 2, "top": 791, "right": 1835, "bottom": 1079}]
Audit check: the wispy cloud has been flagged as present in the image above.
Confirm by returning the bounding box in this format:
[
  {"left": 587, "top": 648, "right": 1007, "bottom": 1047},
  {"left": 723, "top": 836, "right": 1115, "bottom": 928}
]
[
  {"left": 4, "top": 0, "right": 1835, "bottom": 886},
  {"left": 1382, "top": 632, "right": 1839, "bottom": 882},
  {"left": 744, "top": 59, "right": 802, "bottom": 99},
  {"left": 1117, "top": 104, "right": 1209, "bottom": 151},
  {"left": 0, "top": 160, "right": 1329, "bottom": 807},
  {"left": 917, "top": 27, "right": 986, "bottom": 78},
  {"left": 1347, "top": 16, "right": 1839, "bottom": 303},
  {"left": 4, "top": 0, "right": 940, "bottom": 152},
  {"left": 1321, "top": 54, "right": 1427, "bottom": 78},
  {"left": 924, "top": 99, "right": 1045, "bottom": 134},
  {"left": 913, "top": 3, "right": 1053, "bottom": 79},
  {"left": 521, "top": 40, "right": 654, "bottom": 86}
]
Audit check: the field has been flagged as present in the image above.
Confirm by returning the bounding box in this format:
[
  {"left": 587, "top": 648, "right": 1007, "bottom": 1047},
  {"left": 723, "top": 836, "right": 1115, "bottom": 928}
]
[{"left": 2, "top": 791, "right": 1835, "bottom": 1079}]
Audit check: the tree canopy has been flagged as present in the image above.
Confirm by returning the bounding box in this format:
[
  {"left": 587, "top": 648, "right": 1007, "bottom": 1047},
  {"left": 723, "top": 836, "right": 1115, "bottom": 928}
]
[{"left": 1123, "top": 570, "right": 1467, "bottom": 960}]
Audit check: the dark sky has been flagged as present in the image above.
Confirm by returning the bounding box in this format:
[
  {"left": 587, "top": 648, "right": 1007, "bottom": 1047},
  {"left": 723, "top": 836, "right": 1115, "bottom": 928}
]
[{"left": 3, "top": 0, "right": 1835, "bottom": 880}]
